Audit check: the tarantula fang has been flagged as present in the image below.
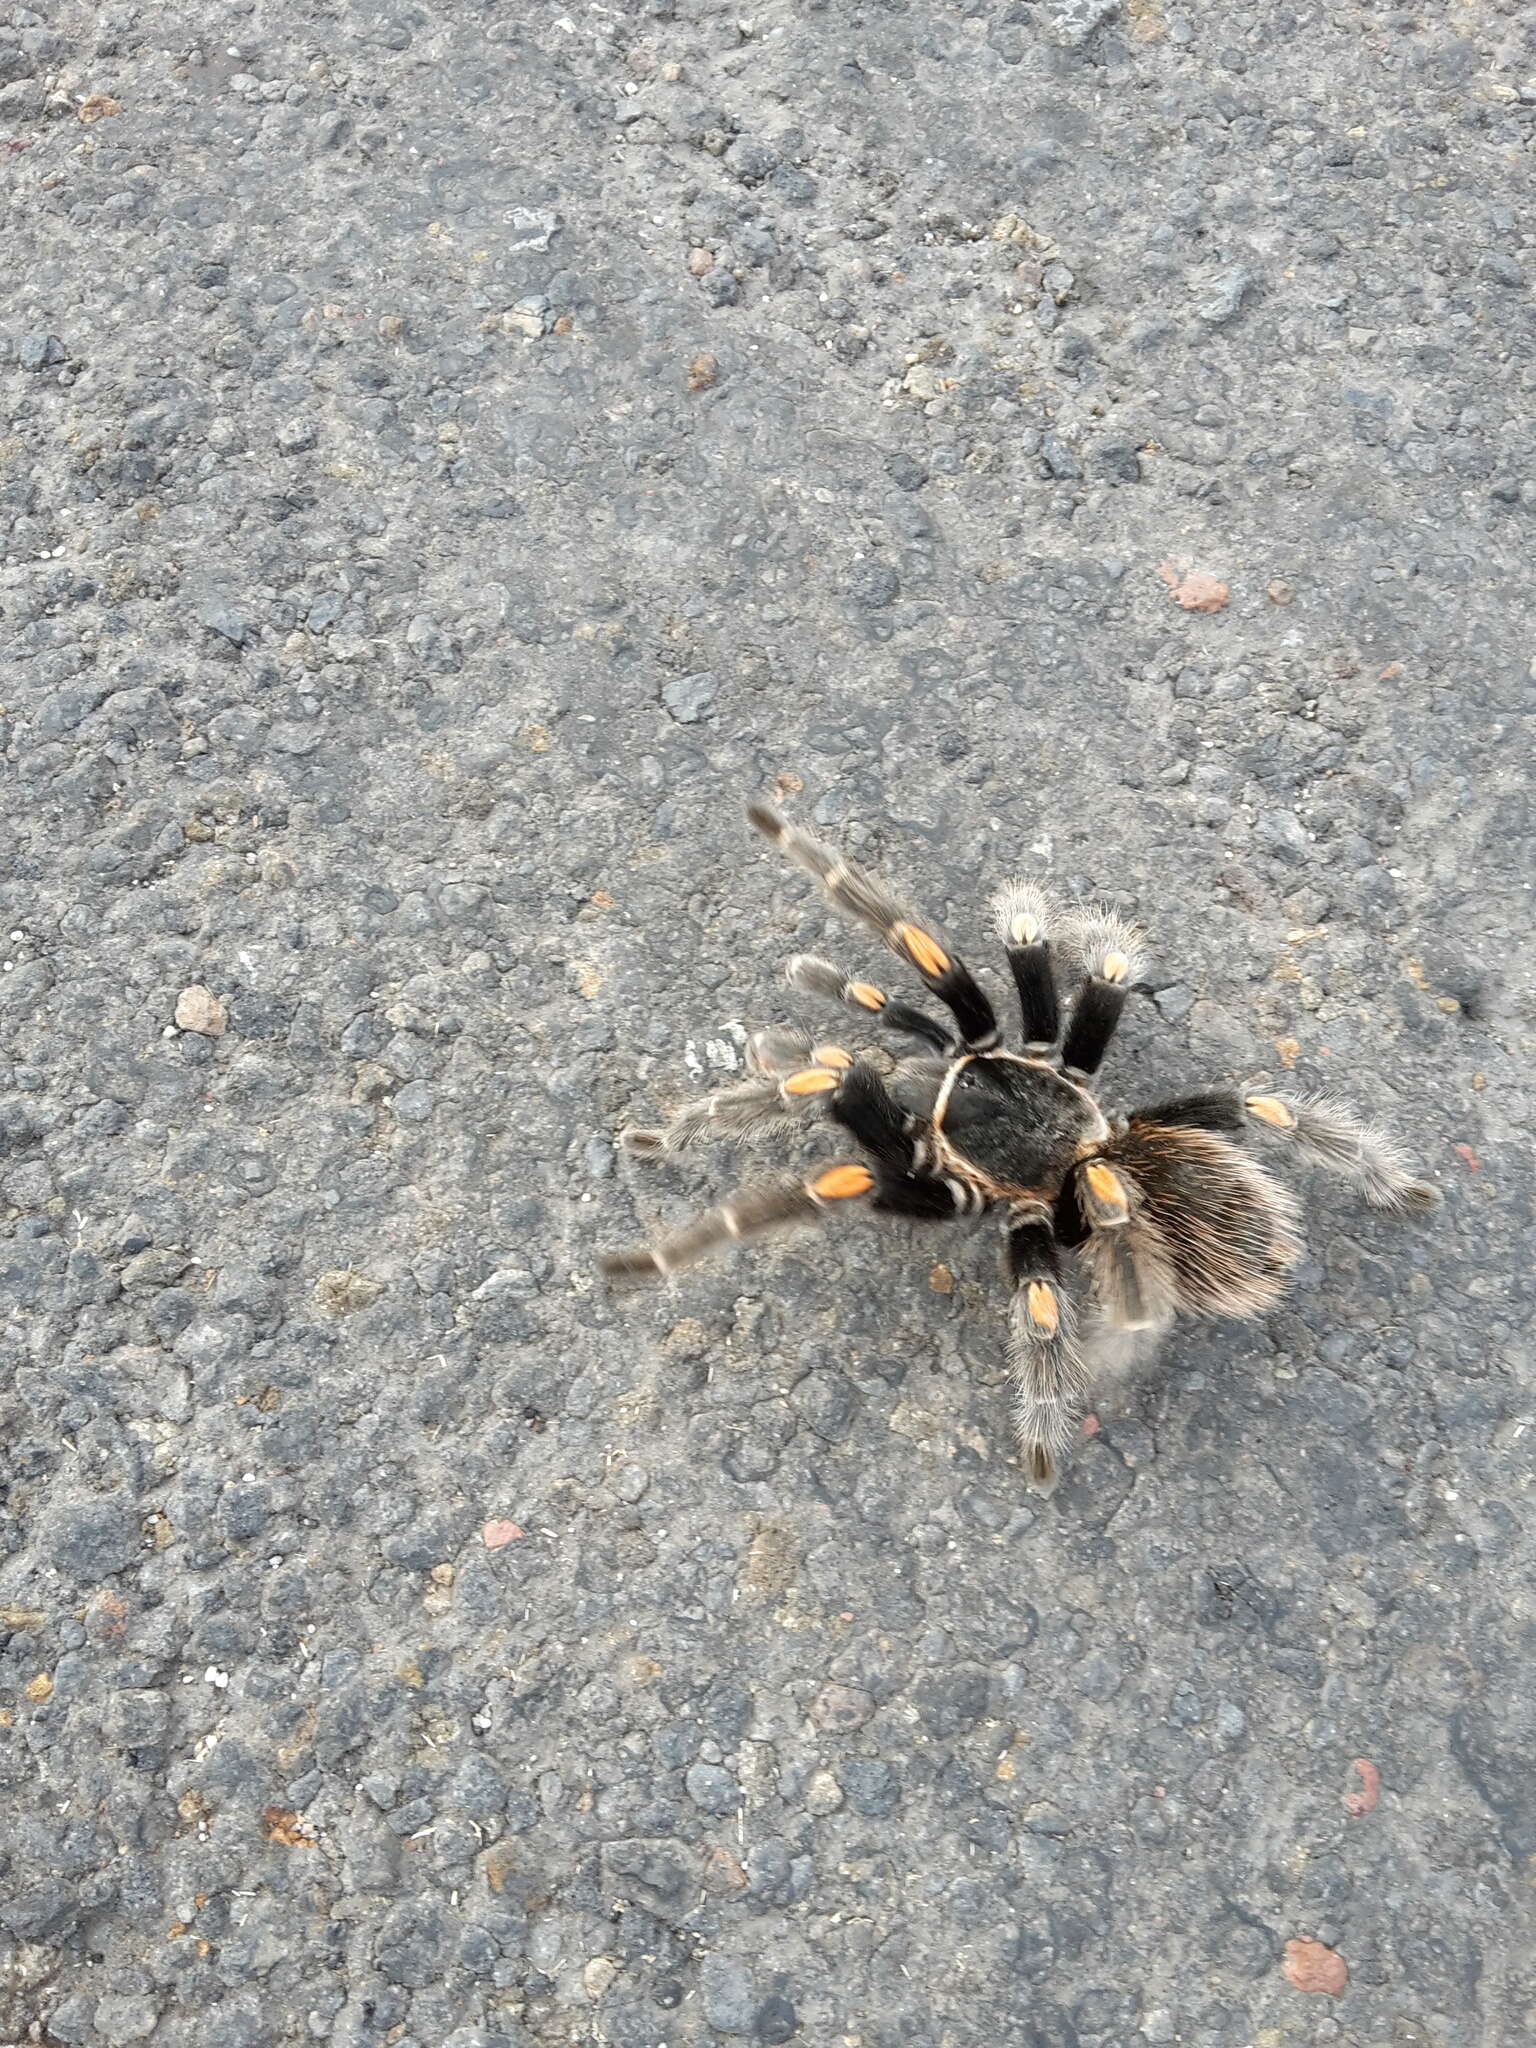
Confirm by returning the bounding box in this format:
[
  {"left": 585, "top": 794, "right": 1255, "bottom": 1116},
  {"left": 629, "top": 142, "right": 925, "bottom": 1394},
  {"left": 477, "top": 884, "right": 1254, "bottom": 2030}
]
[{"left": 600, "top": 800, "right": 1441, "bottom": 1491}]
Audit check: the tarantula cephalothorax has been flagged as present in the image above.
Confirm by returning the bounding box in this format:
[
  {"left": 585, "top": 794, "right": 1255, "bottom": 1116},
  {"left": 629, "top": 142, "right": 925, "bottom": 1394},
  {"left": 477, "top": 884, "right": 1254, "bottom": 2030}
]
[{"left": 601, "top": 802, "right": 1440, "bottom": 1490}]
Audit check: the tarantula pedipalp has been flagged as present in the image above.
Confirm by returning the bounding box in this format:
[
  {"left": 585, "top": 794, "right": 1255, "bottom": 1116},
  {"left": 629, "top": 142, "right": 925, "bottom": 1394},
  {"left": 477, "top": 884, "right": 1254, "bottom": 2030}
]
[{"left": 601, "top": 801, "right": 1440, "bottom": 1491}]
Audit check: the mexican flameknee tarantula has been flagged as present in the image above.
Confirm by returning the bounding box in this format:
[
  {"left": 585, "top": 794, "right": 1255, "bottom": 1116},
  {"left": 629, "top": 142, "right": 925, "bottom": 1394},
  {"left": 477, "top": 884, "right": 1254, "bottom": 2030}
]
[{"left": 601, "top": 801, "right": 1440, "bottom": 1490}]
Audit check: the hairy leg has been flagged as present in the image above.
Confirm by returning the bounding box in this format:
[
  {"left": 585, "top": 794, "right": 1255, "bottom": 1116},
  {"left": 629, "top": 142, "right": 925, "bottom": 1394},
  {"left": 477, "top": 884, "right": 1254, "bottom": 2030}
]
[
  {"left": 1005, "top": 1215, "right": 1090, "bottom": 1492},
  {"left": 786, "top": 953, "right": 952, "bottom": 1053},
  {"left": 618, "top": 1030, "right": 874, "bottom": 1159},
  {"left": 601, "top": 1160, "right": 876, "bottom": 1283},
  {"left": 1059, "top": 1159, "right": 1180, "bottom": 1333},
  {"left": 1058, "top": 908, "right": 1147, "bottom": 1079},
  {"left": 990, "top": 879, "right": 1063, "bottom": 1053},
  {"left": 602, "top": 1148, "right": 975, "bottom": 1285},
  {"left": 1133, "top": 1086, "right": 1440, "bottom": 1214},
  {"left": 750, "top": 803, "right": 1001, "bottom": 1050}
]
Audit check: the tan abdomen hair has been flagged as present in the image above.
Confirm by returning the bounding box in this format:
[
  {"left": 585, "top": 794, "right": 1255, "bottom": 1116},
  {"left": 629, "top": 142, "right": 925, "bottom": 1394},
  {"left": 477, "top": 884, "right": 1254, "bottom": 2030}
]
[{"left": 1117, "top": 1120, "right": 1303, "bottom": 1318}]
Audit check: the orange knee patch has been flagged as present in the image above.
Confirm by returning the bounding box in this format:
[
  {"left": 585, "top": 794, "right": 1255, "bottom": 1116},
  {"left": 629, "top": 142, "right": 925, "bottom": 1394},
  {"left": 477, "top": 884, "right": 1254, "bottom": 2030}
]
[
  {"left": 1246, "top": 1094, "right": 1297, "bottom": 1129},
  {"left": 1082, "top": 1162, "right": 1130, "bottom": 1223},
  {"left": 811, "top": 1163, "right": 874, "bottom": 1201},
  {"left": 893, "top": 922, "right": 951, "bottom": 977},
  {"left": 1025, "top": 1281, "right": 1059, "bottom": 1335},
  {"left": 848, "top": 981, "right": 886, "bottom": 1011},
  {"left": 811, "top": 1045, "right": 853, "bottom": 1069},
  {"left": 783, "top": 1068, "right": 840, "bottom": 1096},
  {"left": 1101, "top": 951, "right": 1131, "bottom": 984}
]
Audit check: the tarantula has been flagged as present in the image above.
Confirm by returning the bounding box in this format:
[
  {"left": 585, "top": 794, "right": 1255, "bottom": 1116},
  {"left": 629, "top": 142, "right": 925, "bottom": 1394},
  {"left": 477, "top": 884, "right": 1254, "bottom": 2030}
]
[{"left": 601, "top": 802, "right": 1440, "bottom": 1490}]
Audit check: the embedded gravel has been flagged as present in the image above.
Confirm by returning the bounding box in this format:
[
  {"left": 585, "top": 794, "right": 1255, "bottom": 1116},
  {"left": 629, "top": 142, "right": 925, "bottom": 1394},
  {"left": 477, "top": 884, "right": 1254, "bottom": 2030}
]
[{"left": 2, "top": 3, "right": 1533, "bottom": 2046}]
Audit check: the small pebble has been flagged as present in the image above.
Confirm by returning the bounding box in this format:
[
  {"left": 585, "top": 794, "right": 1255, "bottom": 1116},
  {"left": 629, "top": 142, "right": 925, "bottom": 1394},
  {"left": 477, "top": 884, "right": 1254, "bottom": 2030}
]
[
  {"left": 804, "top": 1770, "right": 844, "bottom": 1815},
  {"left": 661, "top": 671, "right": 718, "bottom": 724},
  {"left": 685, "top": 1762, "right": 741, "bottom": 1815},
  {"left": 174, "top": 986, "right": 227, "bottom": 1036},
  {"left": 275, "top": 419, "right": 317, "bottom": 454}
]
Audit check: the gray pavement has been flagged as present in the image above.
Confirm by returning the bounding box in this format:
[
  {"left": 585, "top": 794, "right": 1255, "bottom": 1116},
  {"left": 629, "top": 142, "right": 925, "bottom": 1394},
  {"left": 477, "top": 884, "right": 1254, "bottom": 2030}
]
[{"left": 1, "top": 3, "right": 1532, "bottom": 2044}]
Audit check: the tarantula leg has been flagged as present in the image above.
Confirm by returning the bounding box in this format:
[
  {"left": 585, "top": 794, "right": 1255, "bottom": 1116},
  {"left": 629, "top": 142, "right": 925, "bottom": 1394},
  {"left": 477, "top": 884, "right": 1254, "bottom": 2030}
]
[
  {"left": 620, "top": 1028, "right": 870, "bottom": 1158},
  {"left": 620, "top": 1073, "right": 822, "bottom": 1159},
  {"left": 1058, "top": 908, "right": 1147, "bottom": 1078},
  {"left": 821, "top": 1059, "right": 924, "bottom": 1173},
  {"left": 776, "top": 1055, "right": 984, "bottom": 1214},
  {"left": 1059, "top": 1159, "right": 1178, "bottom": 1332},
  {"left": 1005, "top": 1216, "right": 1090, "bottom": 1493},
  {"left": 620, "top": 1030, "right": 897, "bottom": 1161},
  {"left": 745, "top": 1023, "right": 817, "bottom": 1075},
  {"left": 1125, "top": 1086, "right": 1246, "bottom": 1134},
  {"left": 874, "top": 1173, "right": 984, "bottom": 1219},
  {"left": 1078, "top": 1160, "right": 1131, "bottom": 1227},
  {"left": 785, "top": 954, "right": 952, "bottom": 1053},
  {"left": 749, "top": 803, "right": 1000, "bottom": 1050},
  {"left": 1245, "top": 1092, "right": 1441, "bottom": 1213},
  {"left": 600, "top": 1160, "right": 877, "bottom": 1284},
  {"left": 601, "top": 1152, "right": 973, "bottom": 1285},
  {"left": 1134, "top": 1086, "right": 1441, "bottom": 1215},
  {"left": 801, "top": 1058, "right": 990, "bottom": 1218},
  {"left": 780, "top": 1061, "right": 844, "bottom": 1099},
  {"left": 990, "top": 880, "right": 1062, "bottom": 1052}
]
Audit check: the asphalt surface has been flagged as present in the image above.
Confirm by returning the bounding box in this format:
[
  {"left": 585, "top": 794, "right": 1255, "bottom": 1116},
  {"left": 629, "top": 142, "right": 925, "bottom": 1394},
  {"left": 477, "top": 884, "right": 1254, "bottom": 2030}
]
[{"left": 2, "top": 3, "right": 1533, "bottom": 2045}]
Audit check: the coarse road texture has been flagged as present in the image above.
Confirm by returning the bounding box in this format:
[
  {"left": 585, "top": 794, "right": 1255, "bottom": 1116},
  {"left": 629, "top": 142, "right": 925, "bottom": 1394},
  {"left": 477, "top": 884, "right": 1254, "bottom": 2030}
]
[{"left": 1, "top": 4, "right": 1532, "bottom": 2046}]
